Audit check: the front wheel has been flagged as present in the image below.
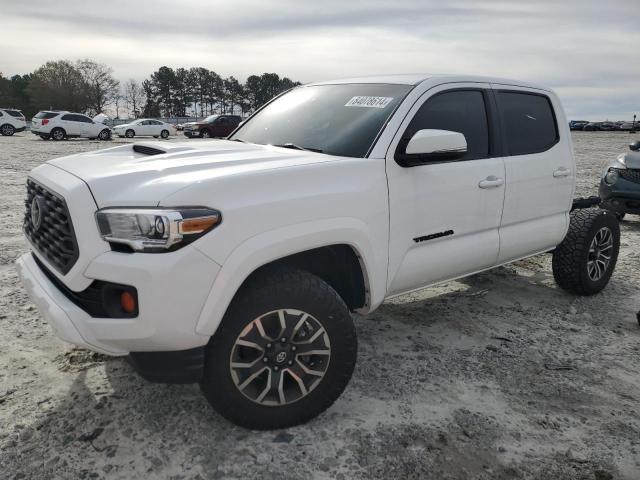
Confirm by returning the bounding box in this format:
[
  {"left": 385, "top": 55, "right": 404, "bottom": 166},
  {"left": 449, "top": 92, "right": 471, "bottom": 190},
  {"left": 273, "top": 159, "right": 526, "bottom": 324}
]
[
  {"left": 1, "top": 124, "right": 15, "bottom": 136},
  {"left": 200, "top": 130, "right": 211, "bottom": 139},
  {"left": 125, "top": 129, "right": 135, "bottom": 138},
  {"left": 553, "top": 209, "right": 620, "bottom": 295},
  {"left": 98, "top": 129, "right": 111, "bottom": 140},
  {"left": 200, "top": 268, "right": 357, "bottom": 430}
]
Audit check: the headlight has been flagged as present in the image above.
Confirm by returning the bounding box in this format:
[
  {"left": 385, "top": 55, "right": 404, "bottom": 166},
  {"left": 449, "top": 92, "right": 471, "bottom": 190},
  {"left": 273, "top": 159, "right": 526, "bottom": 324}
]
[
  {"left": 604, "top": 168, "right": 620, "bottom": 186},
  {"left": 95, "top": 207, "right": 221, "bottom": 252}
]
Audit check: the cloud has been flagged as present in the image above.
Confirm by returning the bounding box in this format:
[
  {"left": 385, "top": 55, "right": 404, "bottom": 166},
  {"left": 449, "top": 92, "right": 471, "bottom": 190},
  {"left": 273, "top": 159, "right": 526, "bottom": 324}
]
[{"left": 2, "top": 0, "right": 639, "bottom": 119}]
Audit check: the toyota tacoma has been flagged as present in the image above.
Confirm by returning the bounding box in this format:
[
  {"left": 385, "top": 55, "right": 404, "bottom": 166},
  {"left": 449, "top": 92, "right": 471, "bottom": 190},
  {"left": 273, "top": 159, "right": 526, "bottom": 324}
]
[{"left": 17, "top": 75, "right": 620, "bottom": 429}]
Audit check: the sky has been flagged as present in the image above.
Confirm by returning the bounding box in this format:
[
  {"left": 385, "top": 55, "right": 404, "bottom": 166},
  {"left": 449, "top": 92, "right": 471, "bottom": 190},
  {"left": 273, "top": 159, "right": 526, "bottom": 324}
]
[{"left": 1, "top": 0, "right": 639, "bottom": 120}]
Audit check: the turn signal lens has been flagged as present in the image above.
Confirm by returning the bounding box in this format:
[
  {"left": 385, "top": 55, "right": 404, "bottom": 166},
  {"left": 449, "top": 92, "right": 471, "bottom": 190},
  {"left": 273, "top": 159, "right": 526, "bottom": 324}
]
[
  {"left": 120, "top": 291, "right": 137, "bottom": 314},
  {"left": 179, "top": 215, "right": 220, "bottom": 234}
]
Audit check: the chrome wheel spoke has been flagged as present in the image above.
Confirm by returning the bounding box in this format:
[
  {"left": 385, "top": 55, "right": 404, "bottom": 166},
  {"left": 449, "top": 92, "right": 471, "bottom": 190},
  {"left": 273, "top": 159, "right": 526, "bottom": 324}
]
[
  {"left": 587, "top": 226, "right": 614, "bottom": 281},
  {"left": 229, "top": 308, "right": 331, "bottom": 406}
]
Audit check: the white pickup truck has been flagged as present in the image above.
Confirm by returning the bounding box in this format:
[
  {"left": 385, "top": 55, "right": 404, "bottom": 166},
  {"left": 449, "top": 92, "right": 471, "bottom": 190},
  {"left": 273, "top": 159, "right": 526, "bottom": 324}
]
[{"left": 17, "top": 74, "right": 620, "bottom": 429}]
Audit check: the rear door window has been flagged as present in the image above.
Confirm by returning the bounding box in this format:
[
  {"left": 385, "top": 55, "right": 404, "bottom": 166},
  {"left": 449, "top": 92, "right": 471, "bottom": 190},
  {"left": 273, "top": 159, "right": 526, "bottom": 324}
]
[{"left": 496, "top": 91, "right": 558, "bottom": 155}]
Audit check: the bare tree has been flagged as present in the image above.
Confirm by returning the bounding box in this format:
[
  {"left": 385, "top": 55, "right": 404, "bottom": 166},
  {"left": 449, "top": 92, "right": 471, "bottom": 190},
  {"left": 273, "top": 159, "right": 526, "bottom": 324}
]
[
  {"left": 77, "top": 59, "right": 119, "bottom": 115},
  {"left": 124, "top": 79, "right": 146, "bottom": 118},
  {"left": 113, "top": 90, "right": 124, "bottom": 119}
]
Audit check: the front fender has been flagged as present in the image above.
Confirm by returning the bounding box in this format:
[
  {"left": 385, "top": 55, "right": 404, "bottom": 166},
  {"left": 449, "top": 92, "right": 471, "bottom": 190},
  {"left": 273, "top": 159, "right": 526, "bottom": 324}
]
[{"left": 193, "top": 217, "right": 386, "bottom": 336}]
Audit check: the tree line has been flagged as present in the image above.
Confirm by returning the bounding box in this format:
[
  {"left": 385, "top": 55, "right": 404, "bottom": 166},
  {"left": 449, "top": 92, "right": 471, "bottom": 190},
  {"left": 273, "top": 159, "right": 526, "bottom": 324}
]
[{"left": 0, "top": 59, "right": 301, "bottom": 119}]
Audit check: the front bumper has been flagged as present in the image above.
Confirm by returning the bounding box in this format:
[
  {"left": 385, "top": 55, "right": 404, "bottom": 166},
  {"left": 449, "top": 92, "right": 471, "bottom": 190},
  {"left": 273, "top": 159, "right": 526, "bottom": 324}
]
[
  {"left": 599, "top": 177, "right": 640, "bottom": 214},
  {"left": 17, "top": 245, "right": 221, "bottom": 355},
  {"left": 183, "top": 130, "right": 199, "bottom": 138}
]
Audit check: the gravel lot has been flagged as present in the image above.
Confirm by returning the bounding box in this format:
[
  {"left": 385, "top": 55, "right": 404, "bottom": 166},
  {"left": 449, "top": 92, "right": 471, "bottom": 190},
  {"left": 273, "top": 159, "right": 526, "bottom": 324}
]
[{"left": 1, "top": 131, "right": 640, "bottom": 480}]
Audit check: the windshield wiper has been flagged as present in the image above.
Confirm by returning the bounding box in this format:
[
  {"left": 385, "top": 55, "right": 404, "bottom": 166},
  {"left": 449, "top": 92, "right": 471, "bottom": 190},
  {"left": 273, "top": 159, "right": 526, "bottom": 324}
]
[{"left": 273, "top": 143, "right": 323, "bottom": 153}]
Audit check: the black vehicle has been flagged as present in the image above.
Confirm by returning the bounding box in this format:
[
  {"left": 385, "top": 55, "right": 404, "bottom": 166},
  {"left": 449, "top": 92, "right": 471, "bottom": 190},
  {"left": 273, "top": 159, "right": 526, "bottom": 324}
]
[
  {"left": 569, "top": 120, "right": 589, "bottom": 131},
  {"left": 583, "top": 122, "right": 601, "bottom": 131},
  {"left": 600, "top": 140, "right": 640, "bottom": 220}
]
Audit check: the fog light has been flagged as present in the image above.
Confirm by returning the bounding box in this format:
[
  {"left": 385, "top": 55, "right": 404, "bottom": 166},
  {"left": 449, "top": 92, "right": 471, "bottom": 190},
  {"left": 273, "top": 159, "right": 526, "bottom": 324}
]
[
  {"left": 120, "top": 291, "right": 137, "bottom": 314},
  {"left": 604, "top": 169, "right": 619, "bottom": 185}
]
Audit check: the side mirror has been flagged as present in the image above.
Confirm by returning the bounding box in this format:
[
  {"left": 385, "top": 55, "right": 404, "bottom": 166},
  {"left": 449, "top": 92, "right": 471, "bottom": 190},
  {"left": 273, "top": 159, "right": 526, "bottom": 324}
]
[{"left": 397, "top": 129, "right": 467, "bottom": 167}]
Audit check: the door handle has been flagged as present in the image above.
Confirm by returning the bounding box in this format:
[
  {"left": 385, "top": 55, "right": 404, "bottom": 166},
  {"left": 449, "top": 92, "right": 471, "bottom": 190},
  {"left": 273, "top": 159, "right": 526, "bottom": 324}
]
[
  {"left": 553, "top": 167, "right": 571, "bottom": 178},
  {"left": 478, "top": 176, "right": 504, "bottom": 189}
]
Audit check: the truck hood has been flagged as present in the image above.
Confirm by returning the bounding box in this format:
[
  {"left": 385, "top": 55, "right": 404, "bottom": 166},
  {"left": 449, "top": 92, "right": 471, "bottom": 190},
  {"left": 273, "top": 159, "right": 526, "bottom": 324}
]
[{"left": 47, "top": 140, "right": 335, "bottom": 207}]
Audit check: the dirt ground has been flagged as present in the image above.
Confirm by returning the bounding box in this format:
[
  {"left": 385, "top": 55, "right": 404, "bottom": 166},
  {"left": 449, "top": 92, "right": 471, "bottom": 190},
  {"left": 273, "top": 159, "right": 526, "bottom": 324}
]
[{"left": 1, "top": 131, "right": 640, "bottom": 480}]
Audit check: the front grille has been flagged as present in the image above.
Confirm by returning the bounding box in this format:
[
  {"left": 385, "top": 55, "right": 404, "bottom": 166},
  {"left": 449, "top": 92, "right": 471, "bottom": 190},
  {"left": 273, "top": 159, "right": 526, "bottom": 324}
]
[
  {"left": 619, "top": 169, "right": 640, "bottom": 184},
  {"left": 24, "top": 179, "right": 79, "bottom": 274}
]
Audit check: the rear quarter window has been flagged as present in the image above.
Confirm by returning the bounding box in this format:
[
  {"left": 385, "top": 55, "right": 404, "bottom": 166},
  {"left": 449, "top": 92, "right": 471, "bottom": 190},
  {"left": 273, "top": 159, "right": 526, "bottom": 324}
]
[
  {"left": 6, "top": 110, "right": 23, "bottom": 118},
  {"left": 496, "top": 91, "right": 559, "bottom": 156}
]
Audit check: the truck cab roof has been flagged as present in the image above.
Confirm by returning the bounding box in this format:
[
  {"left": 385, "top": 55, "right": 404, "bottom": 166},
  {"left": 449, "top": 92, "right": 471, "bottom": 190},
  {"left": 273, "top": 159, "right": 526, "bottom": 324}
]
[{"left": 308, "top": 74, "right": 552, "bottom": 92}]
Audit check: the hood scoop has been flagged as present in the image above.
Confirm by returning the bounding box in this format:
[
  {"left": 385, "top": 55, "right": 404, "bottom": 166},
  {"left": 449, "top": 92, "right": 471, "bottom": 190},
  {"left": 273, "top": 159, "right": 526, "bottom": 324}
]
[{"left": 133, "top": 144, "right": 166, "bottom": 156}]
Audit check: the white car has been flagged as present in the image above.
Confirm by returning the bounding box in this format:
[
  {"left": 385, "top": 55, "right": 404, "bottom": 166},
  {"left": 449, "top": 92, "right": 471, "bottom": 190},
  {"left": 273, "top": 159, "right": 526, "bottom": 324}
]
[
  {"left": 17, "top": 74, "right": 620, "bottom": 430},
  {"left": 113, "top": 119, "right": 175, "bottom": 139},
  {"left": 0, "top": 108, "right": 27, "bottom": 136},
  {"left": 31, "top": 111, "right": 112, "bottom": 141}
]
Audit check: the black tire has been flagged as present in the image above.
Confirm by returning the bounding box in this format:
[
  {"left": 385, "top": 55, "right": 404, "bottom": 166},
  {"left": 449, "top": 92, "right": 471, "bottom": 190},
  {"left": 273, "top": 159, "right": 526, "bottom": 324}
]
[
  {"left": 200, "top": 268, "right": 357, "bottom": 430},
  {"left": 51, "top": 128, "right": 65, "bottom": 141},
  {"left": 160, "top": 129, "right": 169, "bottom": 139},
  {"left": 125, "top": 129, "right": 135, "bottom": 138},
  {"left": 200, "top": 129, "right": 211, "bottom": 138},
  {"left": 98, "top": 129, "right": 111, "bottom": 141},
  {"left": 552, "top": 208, "right": 620, "bottom": 295},
  {"left": 1, "top": 124, "right": 15, "bottom": 136}
]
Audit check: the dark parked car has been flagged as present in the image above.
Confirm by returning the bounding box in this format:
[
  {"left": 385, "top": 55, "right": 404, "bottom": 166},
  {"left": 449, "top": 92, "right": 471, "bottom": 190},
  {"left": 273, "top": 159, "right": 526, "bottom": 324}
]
[
  {"left": 569, "top": 120, "right": 589, "bottom": 130},
  {"left": 183, "top": 115, "right": 242, "bottom": 138},
  {"left": 600, "top": 141, "right": 640, "bottom": 220}
]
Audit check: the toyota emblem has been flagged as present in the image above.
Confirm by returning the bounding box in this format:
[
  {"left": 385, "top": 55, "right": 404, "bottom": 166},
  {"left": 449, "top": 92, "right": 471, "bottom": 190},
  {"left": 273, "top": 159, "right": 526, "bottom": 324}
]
[{"left": 31, "top": 196, "right": 45, "bottom": 231}]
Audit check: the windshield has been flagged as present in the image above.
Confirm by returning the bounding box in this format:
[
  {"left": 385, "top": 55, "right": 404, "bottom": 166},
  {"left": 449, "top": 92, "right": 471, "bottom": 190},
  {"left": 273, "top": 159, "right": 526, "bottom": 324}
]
[
  {"left": 203, "top": 115, "right": 219, "bottom": 123},
  {"left": 230, "top": 83, "right": 412, "bottom": 157}
]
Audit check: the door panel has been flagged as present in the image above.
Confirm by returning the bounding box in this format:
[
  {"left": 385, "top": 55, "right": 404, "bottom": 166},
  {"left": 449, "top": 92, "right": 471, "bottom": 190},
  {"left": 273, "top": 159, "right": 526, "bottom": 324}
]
[
  {"left": 386, "top": 84, "right": 506, "bottom": 296},
  {"left": 492, "top": 86, "right": 574, "bottom": 262}
]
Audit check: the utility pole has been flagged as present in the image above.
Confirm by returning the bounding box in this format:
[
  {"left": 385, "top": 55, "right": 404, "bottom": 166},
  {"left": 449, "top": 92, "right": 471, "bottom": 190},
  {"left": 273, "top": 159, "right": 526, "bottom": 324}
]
[{"left": 631, "top": 114, "right": 637, "bottom": 134}]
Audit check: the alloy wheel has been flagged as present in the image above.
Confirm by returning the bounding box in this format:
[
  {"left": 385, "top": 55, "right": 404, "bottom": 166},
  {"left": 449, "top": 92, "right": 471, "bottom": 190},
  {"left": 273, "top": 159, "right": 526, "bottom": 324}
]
[
  {"left": 229, "top": 309, "right": 331, "bottom": 406},
  {"left": 587, "top": 226, "right": 613, "bottom": 281}
]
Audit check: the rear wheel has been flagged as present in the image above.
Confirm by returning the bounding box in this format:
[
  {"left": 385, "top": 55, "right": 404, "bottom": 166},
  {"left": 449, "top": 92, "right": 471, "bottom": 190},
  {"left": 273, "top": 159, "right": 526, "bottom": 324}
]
[
  {"left": 1, "top": 124, "right": 15, "bottom": 136},
  {"left": 125, "top": 129, "right": 135, "bottom": 138},
  {"left": 51, "top": 128, "right": 65, "bottom": 141},
  {"left": 553, "top": 209, "right": 620, "bottom": 295},
  {"left": 200, "top": 268, "right": 357, "bottom": 430},
  {"left": 160, "top": 129, "right": 170, "bottom": 139}
]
